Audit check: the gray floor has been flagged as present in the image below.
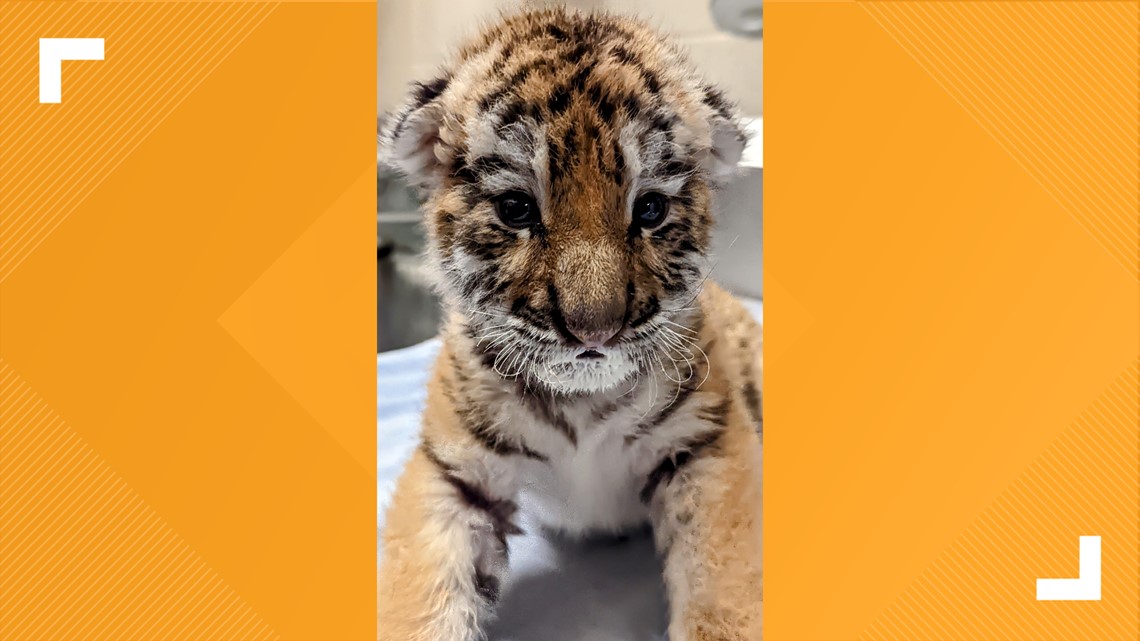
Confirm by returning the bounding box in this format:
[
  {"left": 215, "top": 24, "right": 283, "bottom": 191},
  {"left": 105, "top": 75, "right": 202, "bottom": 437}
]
[{"left": 486, "top": 524, "right": 668, "bottom": 641}]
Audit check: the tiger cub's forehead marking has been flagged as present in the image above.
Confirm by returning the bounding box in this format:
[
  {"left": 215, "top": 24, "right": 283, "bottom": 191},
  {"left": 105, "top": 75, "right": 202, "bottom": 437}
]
[
  {"left": 437, "top": 12, "right": 721, "bottom": 191},
  {"left": 381, "top": 9, "right": 745, "bottom": 199}
]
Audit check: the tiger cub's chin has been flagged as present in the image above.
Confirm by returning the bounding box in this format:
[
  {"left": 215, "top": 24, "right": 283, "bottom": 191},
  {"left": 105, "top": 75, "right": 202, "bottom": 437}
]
[{"left": 532, "top": 354, "right": 641, "bottom": 395}]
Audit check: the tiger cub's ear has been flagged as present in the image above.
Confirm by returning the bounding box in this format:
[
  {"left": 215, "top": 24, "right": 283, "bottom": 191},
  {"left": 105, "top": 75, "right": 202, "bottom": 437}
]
[
  {"left": 700, "top": 84, "right": 748, "bottom": 186},
  {"left": 379, "top": 76, "right": 451, "bottom": 191}
]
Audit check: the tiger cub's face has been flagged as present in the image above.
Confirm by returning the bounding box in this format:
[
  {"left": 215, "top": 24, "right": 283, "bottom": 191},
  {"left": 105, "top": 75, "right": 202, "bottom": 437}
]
[{"left": 381, "top": 8, "right": 746, "bottom": 395}]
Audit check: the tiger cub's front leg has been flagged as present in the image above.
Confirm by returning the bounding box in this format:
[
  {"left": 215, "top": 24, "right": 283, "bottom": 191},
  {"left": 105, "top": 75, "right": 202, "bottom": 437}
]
[
  {"left": 645, "top": 409, "right": 763, "bottom": 641},
  {"left": 377, "top": 443, "right": 517, "bottom": 641}
]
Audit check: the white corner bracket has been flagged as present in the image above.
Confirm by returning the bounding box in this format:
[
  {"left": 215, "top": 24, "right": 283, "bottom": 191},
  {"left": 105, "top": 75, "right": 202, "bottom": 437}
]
[
  {"left": 39, "top": 38, "right": 104, "bottom": 104},
  {"left": 1036, "top": 535, "right": 1101, "bottom": 601}
]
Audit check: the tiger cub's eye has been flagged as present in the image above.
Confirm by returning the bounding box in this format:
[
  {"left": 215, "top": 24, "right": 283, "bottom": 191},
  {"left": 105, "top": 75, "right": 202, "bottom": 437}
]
[
  {"left": 493, "top": 191, "right": 541, "bottom": 229},
  {"left": 632, "top": 192, "right": 669, "bottom": 229}
]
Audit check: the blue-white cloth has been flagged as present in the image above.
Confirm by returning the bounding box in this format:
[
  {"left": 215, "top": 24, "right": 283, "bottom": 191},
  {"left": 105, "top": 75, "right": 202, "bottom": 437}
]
[{"left": 378, "top": 300, "right": 762, "bottom": 640}]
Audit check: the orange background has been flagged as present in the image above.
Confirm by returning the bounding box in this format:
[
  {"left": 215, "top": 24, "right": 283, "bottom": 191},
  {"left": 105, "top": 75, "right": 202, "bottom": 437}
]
[
  {"left": 766, "top": 1, "right": 1138, "bottom": 640},
  {"left": 1, "top": 2, "right": 376, "bottom": 640},
  {"left": 3, "top": 1, "right": 1138, "bottom": 640}
]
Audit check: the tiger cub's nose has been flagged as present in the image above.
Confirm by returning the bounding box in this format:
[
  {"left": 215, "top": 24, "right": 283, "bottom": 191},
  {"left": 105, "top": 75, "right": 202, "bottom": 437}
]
[
  {"left": 572, "top": 327, "right": 622, "bottom": 350},
  {"left": 563, "top": 294, "right": 626, "bottom": 349}
]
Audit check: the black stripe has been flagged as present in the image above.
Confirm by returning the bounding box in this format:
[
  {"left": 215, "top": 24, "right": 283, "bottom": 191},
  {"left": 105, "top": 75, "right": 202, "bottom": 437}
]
[
  {"left": 561, "top": 124, "right": 578, "bottom": 160},
  {"left": 459, "top": 236, "right": 509, "bottom": 262},
  {"left": 640, "top": 429, "right": 724, "bottom": 504},
  {"left": 639, "top": 68, "right": 661, "bottom": 94},
  {"left": 660, "top": 158, "right": 695, "bottom": 178},
  {"left": 479, "top": 87, "right": 507, "bottom": 113},
  {"left": 549, "top": 124, "right": 577, "bottom": 185},
  {"left": 663, "top": 275, "right": 689, "bottom": 295},
  {"left": 547, "top": 85, "right": 572, "bottom": 115},
  {"left": 478, "top": 59, "right": 555, "bottom": 114},
  {"left": 569, "top": 63, "right": 593, "bottom": 91},
  {"left": 591, "top": 399, "right": 622, "bottom": 422},
  {"left": 478, "top": 345, "right": 500, "bottom": 373},
  {"left": 697, "top": 397, "right": 731, "bottom": 427},
  {"left": 609, "top": 45, "right": 639, "bottom": 66},
  {"left": 496, "top": 98, "right": 531, "bottom": 127},
  {"left": 612, "top": 138, "right": 626, "bottom": 183},
  {"left": 450, "top": 350, "right": 468, "bottom": 382},
  {"left": 673, "top": 178, "right": 697, "bottom": 210},
  {"left": 453, "top": 152, "right": 528, "bottom": 187},
  {"left": 742, "top": 380, "right": 762, "bottom": 430},
  {"left": 546, "top": 283, "right": 578, "bottom": 344},
  {"left": 585, "top": 83, "right": 617, "bottom": 125},
  {"left": 469, "top": 153, "right": 515, "bottom": 176},
  {"left": 612, "top": 280, "right": 635, "bottom": 333},
  {"left": 390, "top": 110, "right": 411, "bottom": 141},
  {"left": 523, "top": 389, "right": 578, "bottom": 446},
  {"left": 626, "top": 382, "right": 700, "bottom": 443},
  {"left": 411, "top": 76, "right": 449, "bottom": 107},
  {"left": 621, "top": 93, "right": 642, "bottom": 119},
  {"left": 629, "top": 295, "right": 659, "bottom": 329},
  {"left": 510, "top": 295, "right": 551, "bottom": 331},
  {"left": 420, "top": 440, "right": 455, "bottom": 472},
  {"left": 458, "top": 271, "right": 484, "bottom": 299},
  {"left": 521, "top": 326, "right": 559, "bottom": 345},
  {"left": 548, "top": 157, "right": 565, "bottom": 190},
  {"left": 443, "top": 473, "right": 525, "bottom": 552},
  {"left": 563, "top": 41, "right": 590, "bottom": 62},
  {"left": 606, "top": 45, "right": 660, "bottom": 97},
  {"left": 598, "top": 22, "right": 639, "bottom": 47},
  {"left": 421, "top": 440, "right": 525, "bottom": 551},
  {"left": 544, "top": 23, "right": 569, "bottom": 42},
  {"left": 470, "top": 417, "right": 547, "bottom": 461},
  {"left": 449, "top": 150, "right": 476, "bottom": 183},
  {"left": 702, "top": 84, "right": 734, "bottom": 120},
  {"left": 650, "top": 220, "right": 686, "bottom": 241},
  {"left": 443, "top": 380, "right": 549, "bottom": 462},
  {"left": 496, "top": 42, "right": 515, "bottom": 68},
  {"left": 650, "top": 113, "right": 679, "bottom": 135}
]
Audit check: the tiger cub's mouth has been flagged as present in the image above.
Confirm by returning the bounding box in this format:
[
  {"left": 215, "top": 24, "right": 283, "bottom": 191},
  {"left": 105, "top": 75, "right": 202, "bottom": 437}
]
[{"left": 535, "top": 343, "right": 643, "bottom": 394}]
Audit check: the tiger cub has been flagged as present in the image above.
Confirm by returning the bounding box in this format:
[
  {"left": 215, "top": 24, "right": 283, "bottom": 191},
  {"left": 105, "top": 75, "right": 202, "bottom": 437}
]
[{"left": 378, "top": 7, "right": 762, "bottom": 640}]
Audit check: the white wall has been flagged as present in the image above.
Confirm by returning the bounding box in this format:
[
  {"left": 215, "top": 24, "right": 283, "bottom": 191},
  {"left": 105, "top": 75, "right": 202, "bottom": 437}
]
[{"left": 377, "top": 0, "right": 762, "bottom": 117}]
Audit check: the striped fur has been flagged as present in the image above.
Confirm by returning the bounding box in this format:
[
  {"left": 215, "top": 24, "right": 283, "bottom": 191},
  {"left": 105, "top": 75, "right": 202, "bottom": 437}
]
[{"left": 378, "top": 8, "right": 761, "bottom": 641}]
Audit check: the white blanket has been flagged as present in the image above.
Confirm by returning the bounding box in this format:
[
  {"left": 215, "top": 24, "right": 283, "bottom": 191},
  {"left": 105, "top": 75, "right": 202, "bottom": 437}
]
[{"left": 378, "top": 300, "right": 762, "bottom": 640}]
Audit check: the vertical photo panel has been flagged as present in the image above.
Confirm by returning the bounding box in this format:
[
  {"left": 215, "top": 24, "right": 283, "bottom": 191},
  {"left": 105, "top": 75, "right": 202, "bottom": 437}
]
[{"left": 376, "top": 2, "right": 763, "bottom": 640}]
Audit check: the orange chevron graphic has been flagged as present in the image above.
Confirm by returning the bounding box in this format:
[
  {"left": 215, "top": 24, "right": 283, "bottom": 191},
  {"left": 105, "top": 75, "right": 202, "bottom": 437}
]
[
  {"left": 0, "top": 2, "right": 279, "bottom": 283},
  {"left": 861, "top": 362, "right": 1139, "bottom": 641},
  {"left": 861, "top": 0, "right": 1139, "bottom": 279},
  {"left": 0, "top": 361, "right": 281, "bottom": 641},
  {"left": 219, "top": 165, "right": 377, "bottom": 473}
]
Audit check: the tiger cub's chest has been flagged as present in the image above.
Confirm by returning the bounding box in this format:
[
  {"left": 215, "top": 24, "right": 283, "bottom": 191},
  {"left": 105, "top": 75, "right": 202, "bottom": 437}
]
[{"left": 510, "top": 400, "right": 656, "bottom": 536}]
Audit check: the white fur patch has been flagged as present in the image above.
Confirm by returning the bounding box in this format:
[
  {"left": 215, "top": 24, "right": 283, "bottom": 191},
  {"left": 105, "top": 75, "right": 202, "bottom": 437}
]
[
  {"left": 529, "top": 128, "right": 551, "bottom": 215},
  {"left": 708, "top": 120, "right": 746, "bottom": 182},
  {"left": 619, "top": 124, "right": 645, "bottom": 219}
]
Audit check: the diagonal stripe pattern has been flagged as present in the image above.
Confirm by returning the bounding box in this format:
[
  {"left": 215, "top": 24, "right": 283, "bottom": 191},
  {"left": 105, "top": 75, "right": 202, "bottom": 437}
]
[
  {"left": 0, "top": 360, "right": 281, "bottom": 641},
  {"left": 0, "top": 1, "right": 279, "bottom": 283},
  {"left": 860, "top": 362, "right": 1140, "bottom": 641},
  {"left": 861, "top": 0, "right": 1140, "bottom": 279}
]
